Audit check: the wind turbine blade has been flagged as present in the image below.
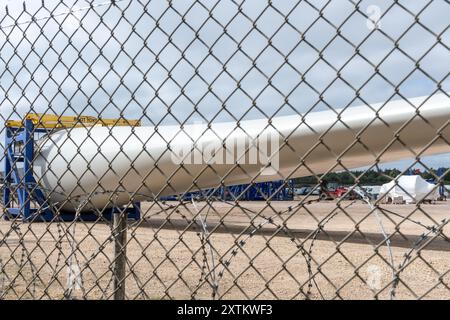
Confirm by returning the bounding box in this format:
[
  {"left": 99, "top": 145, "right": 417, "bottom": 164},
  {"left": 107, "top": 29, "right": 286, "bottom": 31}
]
[{"left": 34, "top": 93, "right": 450, "bottom": 211}]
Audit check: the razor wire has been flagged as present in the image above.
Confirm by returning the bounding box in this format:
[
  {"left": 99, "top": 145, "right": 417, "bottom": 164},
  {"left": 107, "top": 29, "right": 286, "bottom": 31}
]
[{"left": 0, "top": 0, "right": 449, "bottom": 300}]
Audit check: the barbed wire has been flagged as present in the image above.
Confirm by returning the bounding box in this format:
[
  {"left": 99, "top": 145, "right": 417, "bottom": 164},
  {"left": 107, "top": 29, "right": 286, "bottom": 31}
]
[
  {"left": 0, "top": 0, "right": 130, "bottom": 30},
  {"left": 0, "top": 0, "right": 449, "bottom": 300}
]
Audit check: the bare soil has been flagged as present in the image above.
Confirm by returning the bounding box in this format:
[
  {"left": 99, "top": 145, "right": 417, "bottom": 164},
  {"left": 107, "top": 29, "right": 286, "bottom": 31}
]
[{"left": 0, "top": 198, "right": 449, "bottom": 300}]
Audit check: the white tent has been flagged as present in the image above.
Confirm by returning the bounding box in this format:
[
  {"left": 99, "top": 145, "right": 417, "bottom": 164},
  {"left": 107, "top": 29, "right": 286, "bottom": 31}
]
[{"left": 379, "top": 175, "right": 439, "bottom": 204}]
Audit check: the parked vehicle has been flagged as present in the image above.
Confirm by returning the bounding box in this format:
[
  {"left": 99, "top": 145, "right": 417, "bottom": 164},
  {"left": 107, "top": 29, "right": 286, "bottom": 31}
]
[
  {"left": 319, "top": 186, "right": 359, "bottom": 200},
  {"left": 360, "top": 186, "right": 381, "bottom": 200},
  {"left": 295, "top": 186, "right": 320, "bottom": 196}
]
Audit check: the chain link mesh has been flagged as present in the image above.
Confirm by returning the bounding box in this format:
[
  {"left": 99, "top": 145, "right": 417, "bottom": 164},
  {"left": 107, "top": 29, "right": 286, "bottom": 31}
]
[{"left": 0, "top": 0, "right": 449, "bottom": 300}]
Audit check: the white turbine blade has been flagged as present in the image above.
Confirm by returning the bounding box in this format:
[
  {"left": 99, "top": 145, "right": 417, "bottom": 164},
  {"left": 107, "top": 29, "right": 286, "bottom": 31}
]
[{"left": 34, "top": 93, "right": 450, "bottom": 211}]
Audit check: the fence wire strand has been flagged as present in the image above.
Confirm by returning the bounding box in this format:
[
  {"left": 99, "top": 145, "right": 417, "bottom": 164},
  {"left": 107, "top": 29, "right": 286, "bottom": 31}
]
[{"left": 0, "top": 0, "right": 449, "bottom": 300}]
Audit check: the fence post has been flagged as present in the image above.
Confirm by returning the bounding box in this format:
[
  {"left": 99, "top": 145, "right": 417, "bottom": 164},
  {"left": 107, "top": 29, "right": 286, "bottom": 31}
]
[{"left": 113, "top": 210, "right": 127, "bottom": 300}]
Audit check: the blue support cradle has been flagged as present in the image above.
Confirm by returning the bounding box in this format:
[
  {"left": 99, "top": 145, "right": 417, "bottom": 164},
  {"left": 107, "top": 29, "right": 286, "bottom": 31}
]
[{"left": 3, "top": 119, "right": 140, "bottom": 222}]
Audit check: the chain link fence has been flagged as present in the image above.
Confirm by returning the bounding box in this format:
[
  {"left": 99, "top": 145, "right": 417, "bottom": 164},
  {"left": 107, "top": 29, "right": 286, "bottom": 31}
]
[{"left": 0, "top": 0, "right": 449, "bottom": 300}]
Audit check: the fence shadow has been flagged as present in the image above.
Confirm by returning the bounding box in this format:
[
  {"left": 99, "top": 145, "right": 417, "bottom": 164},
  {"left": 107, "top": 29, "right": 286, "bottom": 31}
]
[{"left": 139, "top": 218, "right": 450, "bottom": 252}]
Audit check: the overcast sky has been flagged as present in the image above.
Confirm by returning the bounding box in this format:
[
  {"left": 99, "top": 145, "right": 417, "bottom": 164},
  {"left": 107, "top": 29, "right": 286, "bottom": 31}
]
[{"left": 0, "top": 0, "right": 449, "bottom": 170}]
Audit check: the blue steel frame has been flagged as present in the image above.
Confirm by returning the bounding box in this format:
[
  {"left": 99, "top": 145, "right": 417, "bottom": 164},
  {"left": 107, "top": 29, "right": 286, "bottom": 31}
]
[
  {"left": 3, "top": 119, "right": 140, "bottom": 222},
  {"left": 159, "top": 180, "right": 295, "bottom": 202}
]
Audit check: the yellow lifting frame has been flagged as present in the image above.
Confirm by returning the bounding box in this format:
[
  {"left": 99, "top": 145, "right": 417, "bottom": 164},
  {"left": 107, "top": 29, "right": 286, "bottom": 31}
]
[{"left": 6, "top": 113, "right": 141, "bottom": 129}]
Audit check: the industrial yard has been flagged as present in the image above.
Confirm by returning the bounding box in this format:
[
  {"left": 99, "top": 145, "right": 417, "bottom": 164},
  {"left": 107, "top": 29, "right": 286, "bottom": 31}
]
[
  {"left": 1, "top": 199, "right": 448, "bottom": 300},
  {"left": 0, "top": 0, "right": 449, "bottom": 304}
]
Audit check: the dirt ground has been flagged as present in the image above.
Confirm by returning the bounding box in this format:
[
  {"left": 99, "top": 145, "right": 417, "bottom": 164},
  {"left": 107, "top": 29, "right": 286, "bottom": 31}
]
[{"left": 0, "top": 198, "right": 449, "bottom": 300}]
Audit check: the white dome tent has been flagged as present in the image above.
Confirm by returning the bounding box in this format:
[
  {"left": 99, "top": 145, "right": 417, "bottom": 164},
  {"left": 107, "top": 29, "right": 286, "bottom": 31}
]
[{"left": 379, "top": 175, "right": 439, "bottom": 204}]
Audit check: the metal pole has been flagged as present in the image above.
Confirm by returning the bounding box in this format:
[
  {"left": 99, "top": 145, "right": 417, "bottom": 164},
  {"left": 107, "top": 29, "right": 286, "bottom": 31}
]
[
  {"left": 23, "top": 119, "right": 34, "bottom": 220},
  {"left": 3, "top": 127, "right": 12, "bottom": 210},
  {"left": 113, "top": 209, "right": 127, "bottom": 300}
]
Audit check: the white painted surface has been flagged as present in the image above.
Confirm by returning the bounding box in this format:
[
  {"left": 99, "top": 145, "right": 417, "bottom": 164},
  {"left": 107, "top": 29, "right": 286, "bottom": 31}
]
[
  {"left": 379, "top": 175, "right": 440, "bottom": 203},
  {"left": 33, "top": 94, "right": 450, "bottom": 211}
]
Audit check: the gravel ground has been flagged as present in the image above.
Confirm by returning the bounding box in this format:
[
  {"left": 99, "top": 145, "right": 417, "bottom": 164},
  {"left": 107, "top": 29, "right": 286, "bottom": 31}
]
[{"left": 0, "top": 199, "right": 449, "bottom": 300}]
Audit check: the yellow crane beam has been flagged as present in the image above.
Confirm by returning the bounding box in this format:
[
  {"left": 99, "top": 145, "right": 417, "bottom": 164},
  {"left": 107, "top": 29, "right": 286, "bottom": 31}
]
[{"left": 6, "top": 113, "right": 141, "bottom": 129}]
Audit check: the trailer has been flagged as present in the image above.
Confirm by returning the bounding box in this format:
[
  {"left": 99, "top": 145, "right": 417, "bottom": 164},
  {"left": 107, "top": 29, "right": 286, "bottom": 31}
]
[{"left": 3, "top": 113, "right": 141, "bottom": 221}]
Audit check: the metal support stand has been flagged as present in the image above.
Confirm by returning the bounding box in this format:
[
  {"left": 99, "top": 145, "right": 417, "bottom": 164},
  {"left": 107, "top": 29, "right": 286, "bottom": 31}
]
[
  {"left": 113, "top": 210, "right": 127, "bottom": 300},
  {"left": 3, "top": 119, "right": 53, "bottom": 220},
  {"left": 3, "top": 118, "right": 141, "bottom": 222}
]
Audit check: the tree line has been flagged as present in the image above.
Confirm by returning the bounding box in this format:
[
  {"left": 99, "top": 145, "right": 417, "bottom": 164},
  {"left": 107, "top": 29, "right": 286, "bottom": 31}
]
[{"left": 294, "top": 168, "right": 450, "bottom": 186}]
